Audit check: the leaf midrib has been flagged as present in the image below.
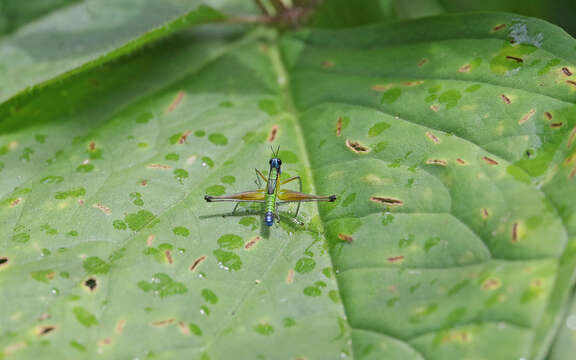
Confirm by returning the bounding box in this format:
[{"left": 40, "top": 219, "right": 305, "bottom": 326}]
[{"left": 269, "top": 31, "right": 357, "bottom": 358}]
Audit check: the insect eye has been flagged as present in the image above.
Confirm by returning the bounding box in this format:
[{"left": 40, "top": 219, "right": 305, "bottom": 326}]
[
  {"left": 278, "top": 159, "right": 282, "bottom": 166},
  {"left": 269, "top": 159, "right": 273, "bottom": 165}
]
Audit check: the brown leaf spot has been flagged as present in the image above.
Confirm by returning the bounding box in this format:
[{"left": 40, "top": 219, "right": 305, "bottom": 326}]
[
  {"left": 417, "top": 58, "right": 428, "bottom": 67},
  {"left": 178, "top": 321, "right": 190, "bottom": 335},
  {"left": 99, "top": 338, "right": 112, "bottom": 346},
  {"left": 482, "top": 278, "right": 501, "bottom": 291},
  {"left": 115, "top": 319, "right": 126, "bottom": 335},
  {"left": 84, "top": 278, "right": 97, "bottom": 291},
  {"left": 370, "top": 196, "right": 404, "bottom": 206},
  {"left": 550, "top": 122, "right": 564, "bottom": 128},
  {"left": 9, "top": 198, "right": 21, "bottom": 207},
  {"left": 371, "top": 84, "right": 392, "bottom": 92},
  {"left": 286, "top": 269, "right": 295, "bottom": 284},
  {"left": 519, "top": 109, "right": 536, "bottom": 125},
  {"left": 403, "top": 80, "right": 424, "bottom": 86},
  {"left": 147, "top": 164, "right": 172, "bottom": 169},
  {"left": 338, "top": 233, "right": 353, "bottom": 243},
  {"left": 430, "top": 105, "right": 439, "bottom": 112},
  {"left": 321, "top": 60, "right": 334, "bottom": 68},
  {"left": 505, "top": 56, "right": 523, "bottom": 63},
  {"left": 456, "top": 158, "right": 467, "bottom": 165},
  {"left": 565, "top": 154, "right": 576, "bottom": 165},
  {"left": 255, "top": 279, "right": 261, "bottom": 284},
  {"left": 164, "top": 250, "right": 173, "bottom": 265},
  {"left": 5, "top": 342, "right": 26, "bottom": 355},
  {"left": 443, "top": 331, "right": 471, "bottom": 343},
  {"left": 569, "top": 166, "right": 576, "bottom": 179},
  {"left": 426, "top": 159, "right": 447, "bottom": 166},
  {"left": 167, "top": 91, "right": 185, "bottom": 113},
  {"left": 562, "top": 67, "right": 573, "bottom": 76},
  {"left": 511, "top": 222, "right": 519, "bottom": 242},
  {"left": 38, "top": 313, "right": 51, "bottom": 321},
  {"left": 482, "top": 156, "right": 499, "bottom": 165},
  {"left": 491, "top": 24, "right": 506, "bottom": 32},
  {"left": 89, "top": 141, "right": 96, "bottom": 151},
  {"left": 78, "top": 199, "right": 85, "bottom": 205},
  {"left": 545, "top": 112, "right": 553, "bottom": 120},
  {"left": 245, "top": 236, "right": 261, "bottom": 250},
  {"left": 459, "top": 64, "right": 471, "bottom": 73},
  {"left": 500, "top": 94, "right": 511, "bottom": 104},
  {"left": 178, "top": 130, "right": 192, "bottom": 144},
  {"left": 190, "top": 255, "right": 207, "bottom": 271},
  {"left": 140, "top": 179, "right": 148, "bottom": 186},
  {"left": 387, "top": 285, "right": 397, "bottom": 293},
  {"left": 481, "top": 208, "right": 490, "bottom": 219},
  {"left": 387, "top": 255, "right": 404, "bottom": 263},
  {"left": 150, "top": 318, "right": 175, "bottom": 327},
  {"left": 267, "top": 125, "right": 279, "bottom": 143},
  {"left": 345, "top": 139, "right": 370, "bottom": 154},
  {"left": 36, "top": 325, "right": 56, "bottom": 336},
  {"left": 92, "top": 203, "right": 111, "bottom": 215},
  {"left": 568, "top": 126, "right": 576, "bottom": 148},
  {"left": 146, "top": 234, "right": 155, "bottom": 246},
  {"left": 39, "top": 271, "right": 55, "bottom": 281},
  {"left": 531, "top": 278, "right": 543, "bottom": 289},
  {"left": 566, "top": 80, "right": 576, "bottom": 88},
  {"left": 336, "top": 117, "right": 343, "bottom": 136},
  {"left": 426, "top": 131, "right": 440, "bottom": 144}
]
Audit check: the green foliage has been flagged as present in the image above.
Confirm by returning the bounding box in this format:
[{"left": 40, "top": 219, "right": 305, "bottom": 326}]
[{"left": 0, "top": 2, "right": 576, "bottom": 360}]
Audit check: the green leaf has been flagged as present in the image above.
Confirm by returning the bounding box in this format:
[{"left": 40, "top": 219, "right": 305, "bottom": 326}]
[
  {"left": 1, "top": 10, "right": 576, "bottom": 360},
  {"left": 309, "top": 0, "right": 398, "bottom": 28},
  {"left": 549, "top": 281, "right": 576, "bottom": 359},
  {"left": 0, "top": 0, "right": 226, "bottom": 103}
]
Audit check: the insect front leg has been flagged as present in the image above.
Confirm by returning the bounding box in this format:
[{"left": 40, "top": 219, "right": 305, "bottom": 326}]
[
  {"left": 254, "top": 168, "right": 267, "bottom": 188},
  {"left": 281, "top": 175, "right": 303, "bottom": 218}
]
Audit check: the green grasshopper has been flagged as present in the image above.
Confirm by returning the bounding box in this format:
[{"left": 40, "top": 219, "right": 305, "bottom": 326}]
[{"left": 204, "top": 147, "right": 336, "bottom": 226}]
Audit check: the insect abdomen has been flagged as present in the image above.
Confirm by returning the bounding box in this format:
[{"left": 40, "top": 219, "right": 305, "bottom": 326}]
[
  {"left": 264, "top": 212, "right": 274, "bottom": 226},
  {"left": 264, "top": 194, "right": 275, "bottom": 226}
]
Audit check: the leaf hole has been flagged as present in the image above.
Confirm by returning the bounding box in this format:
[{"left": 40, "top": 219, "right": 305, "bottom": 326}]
[
  {"left": 370, "top": 196, "right": 404, "bottom": 206},
  {"left": 505, "top": 56, "right": 523, "bottom": 63},
  {"left": 36, "top": 325, "right": 56, "bottom": 336},
  {"left": 482, "top": 156, "right": 499, "bottom": 165},
  {"left": 190, "top": 256, "right": 207, "bottom": 271},
  {"left": 345, "top": 139, "right": 370, "bottom": 154},
  {"left": 426, "top": 159, "right": 447, "bottom": 166},
  {"left": 84, "top": 278, "right": 98, "bottom": 291}
]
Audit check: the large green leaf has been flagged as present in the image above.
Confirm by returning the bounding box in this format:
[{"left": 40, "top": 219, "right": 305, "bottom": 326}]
[
  {"left": 549, "top": 287, "right": 576, "bottom": 359},
  {"left": 0, "top": 0, "right": 235, "bottom": 104},
  {"left": 1, "top": 10, "right": 576, "bottom": 360}
]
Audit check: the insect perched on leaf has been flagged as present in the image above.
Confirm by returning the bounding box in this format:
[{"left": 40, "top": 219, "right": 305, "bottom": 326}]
[{"left": 204, "top": 147, "right": 336, "bottom": 226}]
